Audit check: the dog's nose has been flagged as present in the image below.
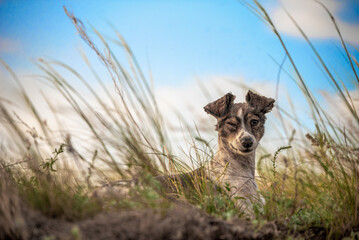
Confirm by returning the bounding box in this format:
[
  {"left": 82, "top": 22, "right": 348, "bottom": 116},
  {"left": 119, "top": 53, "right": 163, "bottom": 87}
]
[{"left": 240, "top": 137, "right": 253, "bottom": 148}]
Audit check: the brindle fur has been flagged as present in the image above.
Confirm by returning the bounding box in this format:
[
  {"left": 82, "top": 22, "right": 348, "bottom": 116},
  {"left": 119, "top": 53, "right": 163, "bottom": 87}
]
[
  {"left": 92, "top": 90, "right": 275, "bottom": 212},
  {"left": 204, "top": 91, "right": 274, "bottom": 211}
]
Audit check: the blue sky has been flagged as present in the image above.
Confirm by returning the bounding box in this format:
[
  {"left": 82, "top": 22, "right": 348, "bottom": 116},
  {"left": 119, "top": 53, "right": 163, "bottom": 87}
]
[{"left": 0, "top": 0, "right": 358, "bottom": 102}]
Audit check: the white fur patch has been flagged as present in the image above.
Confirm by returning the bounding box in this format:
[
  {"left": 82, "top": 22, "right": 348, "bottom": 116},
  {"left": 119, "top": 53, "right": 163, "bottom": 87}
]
[
  {"left": 237, "top": 108, "right": 244, "bottom": 119},
  {"left": 237, "top": 107, "right": 255, "bottom": 140}
]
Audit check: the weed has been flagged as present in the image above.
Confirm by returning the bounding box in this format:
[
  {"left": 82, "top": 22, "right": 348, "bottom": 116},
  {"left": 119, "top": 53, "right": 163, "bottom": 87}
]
[
  {"left": 271, "top": 146, "right": 292, "bottom": 178},
  {"left": 42, "top": 144, "right": 66, "bottom": 172}
]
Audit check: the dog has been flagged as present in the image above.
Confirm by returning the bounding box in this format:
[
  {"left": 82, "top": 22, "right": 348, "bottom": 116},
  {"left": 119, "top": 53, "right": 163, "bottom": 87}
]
[
  {"left": 92, "top": 90, "right": 275, "bottom": 212},
  {"left": 204, "top": 90, "right": 274, "bottom": 209}
]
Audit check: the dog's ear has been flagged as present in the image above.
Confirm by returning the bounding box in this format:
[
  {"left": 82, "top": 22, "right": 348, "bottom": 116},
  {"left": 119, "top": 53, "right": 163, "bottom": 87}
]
[
  {"left": 245, "top": 90, "right": 275, "bottom": 114},
  {"left": 204, "top": 93, "right": 236, "bottom": 118}
]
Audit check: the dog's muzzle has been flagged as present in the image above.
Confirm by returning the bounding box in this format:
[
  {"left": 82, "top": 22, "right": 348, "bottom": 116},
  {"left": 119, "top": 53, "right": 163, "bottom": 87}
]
[{"left": 240, "top": 136, "right": 254, "bottom": 149}]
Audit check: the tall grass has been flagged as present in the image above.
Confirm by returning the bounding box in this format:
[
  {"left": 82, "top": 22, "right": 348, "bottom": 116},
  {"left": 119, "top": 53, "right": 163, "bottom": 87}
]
[
  {"left": 0, "top": 2, "right": 358, "bottom": 239},
  {"left": 244, "top": 0, "right": 359, "bottom": 238}
]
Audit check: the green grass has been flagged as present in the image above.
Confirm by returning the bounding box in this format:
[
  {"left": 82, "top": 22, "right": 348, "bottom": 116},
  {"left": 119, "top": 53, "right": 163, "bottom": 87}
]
[{"left": 0, "top": 2, "right": 358, "bottom": 239}]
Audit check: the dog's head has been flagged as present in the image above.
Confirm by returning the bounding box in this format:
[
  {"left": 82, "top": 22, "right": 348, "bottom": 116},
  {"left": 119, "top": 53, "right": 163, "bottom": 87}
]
[{"left": 204, "top": 91, "right": 275, "bottom": 156}]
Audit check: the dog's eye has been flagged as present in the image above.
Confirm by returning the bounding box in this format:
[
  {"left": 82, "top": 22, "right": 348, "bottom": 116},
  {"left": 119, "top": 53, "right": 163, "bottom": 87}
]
[
  {"left": 250, "top": 119, "right": 259, "bottom": 126},
  {"left": 225, "top": 121, "right": 237, "bottom": 130},
  {"left": 226, "top": 122, "right": 236, "bottom": 126}
]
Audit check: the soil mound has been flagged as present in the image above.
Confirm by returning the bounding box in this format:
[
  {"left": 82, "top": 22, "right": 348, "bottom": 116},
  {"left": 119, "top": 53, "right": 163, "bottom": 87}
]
[{"left": 24, "top": 207, "right": 278, "bottom": 240}]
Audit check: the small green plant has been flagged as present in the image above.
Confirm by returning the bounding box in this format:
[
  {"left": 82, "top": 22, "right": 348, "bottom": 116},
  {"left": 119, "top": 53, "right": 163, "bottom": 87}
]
[
  {"left": 71, "top": 225, "right": 82, "bottom": 240},
  {"left": 271, "top": 146, "right": 291, "bottom": 178},
  {"left": 41, "top": 144, "right": 66, "bottom": 172}
]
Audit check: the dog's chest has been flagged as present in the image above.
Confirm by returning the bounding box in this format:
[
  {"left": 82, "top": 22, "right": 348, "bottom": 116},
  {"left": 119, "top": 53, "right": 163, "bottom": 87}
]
[
  {"left": 210, "top": 156, "right": 258, "bottom": 197},
  {"left": 219, "top": 172, "right": 258, "bottom": 197}
]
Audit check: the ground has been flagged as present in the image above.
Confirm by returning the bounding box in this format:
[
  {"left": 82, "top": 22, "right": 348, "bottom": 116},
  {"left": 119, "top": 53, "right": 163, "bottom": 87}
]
[
  {"left": 13, "top": 205, "right": 279, "bottom": 240},
  {"left": 5, "top": 203, "right": 332, "bottom": 240}
]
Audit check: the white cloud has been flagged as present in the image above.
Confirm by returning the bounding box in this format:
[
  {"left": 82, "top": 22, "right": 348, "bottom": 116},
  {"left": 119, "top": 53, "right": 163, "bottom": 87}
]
[
  {"left": 321, "top": 89, "right": 359, "bottom": 128},
  {"left": 0, "top": 73, "right": 287, "bottom": 163},
  {"left": 0, "top": 37, "right": 22, "bottom": 54},
  {"left": 271, "top": 0, "right": 359, "bottom": 44}
]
